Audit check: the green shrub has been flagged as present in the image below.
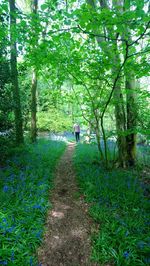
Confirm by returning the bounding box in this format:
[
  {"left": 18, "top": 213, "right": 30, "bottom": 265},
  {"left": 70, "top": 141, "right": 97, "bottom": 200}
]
[{"left": 37, "top": 109, "right": 72, "bottom": 132}]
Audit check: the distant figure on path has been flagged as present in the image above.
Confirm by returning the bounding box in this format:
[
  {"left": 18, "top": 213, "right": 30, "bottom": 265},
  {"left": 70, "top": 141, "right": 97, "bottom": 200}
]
[{"left": 73, "top": 123, "right": 80, "bottom": 142}]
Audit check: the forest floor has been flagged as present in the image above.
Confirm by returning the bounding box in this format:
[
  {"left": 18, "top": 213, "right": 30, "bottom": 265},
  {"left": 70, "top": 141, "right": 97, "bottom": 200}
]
[{"left": 37, "top": 143, "right": 100, "bottom": 266}]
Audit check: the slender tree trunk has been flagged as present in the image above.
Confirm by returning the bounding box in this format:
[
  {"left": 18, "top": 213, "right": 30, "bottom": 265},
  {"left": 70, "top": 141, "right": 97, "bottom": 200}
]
[
  {"left": 95, "top": 124, "right": 104, "bottom": 160},
  {"left": 109, "top": 0, "right": 127, "bottom": 167},
  {"left": 112, "top": 40, "right": 127, "bottom": 167},
  {"left": 31, "top": 69, "right": 37, "bottom": 142},
  {"left": 89, "top": 0, "right": 127, "bottom": 167},
  {"left": 100, "top": 116, "right": 108, "bottom": 167},
  {"left": 101, "top": 0, "right": 127, "bottom": 167},
  {"left": 9, "top": 0, "right": 24, "bottom": 144},
  {"left": 125, "top": 76, "right": 137, "bottom": 166},
  {"left": 112, "top": 41, "right": 127, "bottom": 167},
  {"left": 114, "top": 84, "right": 127, "bottom": 167},
  {"left": 123, "top": 1, "right": 137, "bottom": 166},
  {"left": 88, "top": 0, "right": 137, "bottom": 167},
  {"left": 31, "top": 0, "right": 38, "bottom": 142}
]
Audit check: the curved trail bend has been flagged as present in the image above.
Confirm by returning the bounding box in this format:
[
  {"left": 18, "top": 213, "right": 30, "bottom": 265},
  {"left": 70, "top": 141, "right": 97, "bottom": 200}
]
[{"left": 38, "top": 143, "right": 99, "bottom": 266}]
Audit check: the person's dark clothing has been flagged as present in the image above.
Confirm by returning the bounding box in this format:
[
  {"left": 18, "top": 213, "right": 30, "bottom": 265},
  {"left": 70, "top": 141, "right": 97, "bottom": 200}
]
[{"left": 75, "top": 132, "right": 80, "bottom": 142}]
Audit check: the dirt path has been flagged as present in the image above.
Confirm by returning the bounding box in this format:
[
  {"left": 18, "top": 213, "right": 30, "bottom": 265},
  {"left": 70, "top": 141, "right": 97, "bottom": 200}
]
[{"left": 38, "top": 143, "right": 99, "bottom": 266}]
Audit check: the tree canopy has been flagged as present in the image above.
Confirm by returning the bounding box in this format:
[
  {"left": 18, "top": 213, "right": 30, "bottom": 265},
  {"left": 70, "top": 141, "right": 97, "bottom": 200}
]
[{"left": 0, "top": 0, "right": 150, "bottom": 167}]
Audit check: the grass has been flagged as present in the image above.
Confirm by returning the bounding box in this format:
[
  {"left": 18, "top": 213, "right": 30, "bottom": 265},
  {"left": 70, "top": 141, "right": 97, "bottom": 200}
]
[
  {"left": 0, "top": 139, "right": 66, "bottom": 265},
  {"left": 73, "top": 143, "right": 150, "bottom": 266}
]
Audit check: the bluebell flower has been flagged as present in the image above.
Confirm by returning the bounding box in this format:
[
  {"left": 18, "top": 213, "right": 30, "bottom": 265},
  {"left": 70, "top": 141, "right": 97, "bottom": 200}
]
[
  {"left": 30, "top": 257, "right": 33, "bottom": 266},
  {"left": 11, "top": 251, "right": 15, "bottom": 261},
  {"left": 137, "top": 241, "right": 145, "bottom": 249},
  {"left": 123, "top": 251, "right": 130, "bottom": 259},
  {"left": 3, "top": 185, "right": 9, "bottom": 192},
  {"left": 125, "top": 230, "right": 129, "bottom": 237},
  {"left": 127, "top": 181, "right": 130, "bottom": 189},
  {"left": 0, "top": 260, "right": 8, "bottom": 265},
  {"left": 33, "top": 204, "right": 42, "bottom": 209},
  {"left": 36, "top": 230, "right": 42, "bottom": 239},
  {"left": 144, "top": 257, "right": 150, "bottom": 264},
  {"left": 7, "top": 227, "right": 14, "bottom": 233}
]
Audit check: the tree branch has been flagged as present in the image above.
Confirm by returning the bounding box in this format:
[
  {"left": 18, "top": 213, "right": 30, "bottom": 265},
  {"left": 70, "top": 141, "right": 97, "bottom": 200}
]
[
  {"left": 71, "top": 84, "right": 93, "bottom": 125},
  {"left": 78, "top": 21, "right": 150, "bottom": 45},
  {"left": 128, "top": 21, "right": 150, "bottom": 47},
  {"left": 127, "top": 49, "right": 150, "bottom": 59},
  {"left": 101, "top": 40, "right": 129, "bottom": 119},
  {"left": 77, "top": 24, "right": 124, "bottom": 42},
  {"left": 47, "top": 26, "right": 78, "bottom": 35}
]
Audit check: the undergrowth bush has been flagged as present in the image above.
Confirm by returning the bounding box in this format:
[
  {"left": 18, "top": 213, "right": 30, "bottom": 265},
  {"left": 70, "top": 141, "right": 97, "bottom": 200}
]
[
  {"left": 0, "top": 132, "right": 15, "bottom": 165},
  {"left": 74, "top": 143, "right": 150, "bottom": 266},
  {"left": 0, "top": 139, "right": 66, "bottom": 265}
]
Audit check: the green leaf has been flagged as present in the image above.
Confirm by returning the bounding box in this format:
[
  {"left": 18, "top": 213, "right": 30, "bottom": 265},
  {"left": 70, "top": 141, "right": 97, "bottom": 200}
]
[{"left": 40, "top": 4, "right": 48, "bottom": 11}]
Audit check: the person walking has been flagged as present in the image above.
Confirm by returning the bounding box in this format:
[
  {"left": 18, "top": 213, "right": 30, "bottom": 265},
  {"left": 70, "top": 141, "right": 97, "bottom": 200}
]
[{"left": 73, "top": 123, "right": 80, "bottom": 142}]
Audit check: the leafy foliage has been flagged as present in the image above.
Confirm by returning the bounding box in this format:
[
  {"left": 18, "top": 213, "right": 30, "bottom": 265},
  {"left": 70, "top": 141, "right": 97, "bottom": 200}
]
[{"left": 37, "top": 108, "right": 72, "bottom": 132}]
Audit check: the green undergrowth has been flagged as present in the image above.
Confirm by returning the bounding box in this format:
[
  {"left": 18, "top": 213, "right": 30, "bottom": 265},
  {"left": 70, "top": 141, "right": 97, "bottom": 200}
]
[
  {"left": 73, "top": 143, "right": 150, "bottom": 266},
  {"left": 0, "top": 139, "right": 66, "bottom": 265}
]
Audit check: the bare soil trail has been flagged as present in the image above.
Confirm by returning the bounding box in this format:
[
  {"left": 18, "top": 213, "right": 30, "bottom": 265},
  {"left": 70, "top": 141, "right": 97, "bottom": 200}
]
[{"left": 38, "top": 143, "right": 99, "bottom": 266}]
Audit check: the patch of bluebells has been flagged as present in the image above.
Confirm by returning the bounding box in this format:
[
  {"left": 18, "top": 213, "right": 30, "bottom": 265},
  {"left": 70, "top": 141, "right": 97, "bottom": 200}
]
[
  {"left": 74, "top": 143, "right": 150, "bottom": 265},
  {"left": 144, "top": 257, "right": 150, "bottom": 264},
  {"left": 11, "top": 251, "right": 15, "bottom": 262},
  {"left": 0, "top": 260, "right": 8, "bottom": 265},
  {"left": 0, "top": 139, "right": 66, "bottom": 265}
]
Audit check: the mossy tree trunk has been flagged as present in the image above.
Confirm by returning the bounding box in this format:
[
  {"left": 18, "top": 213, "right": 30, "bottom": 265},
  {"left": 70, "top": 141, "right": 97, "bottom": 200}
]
[{"left": 9, "top": 0, "right": 24, "bottom": 144}]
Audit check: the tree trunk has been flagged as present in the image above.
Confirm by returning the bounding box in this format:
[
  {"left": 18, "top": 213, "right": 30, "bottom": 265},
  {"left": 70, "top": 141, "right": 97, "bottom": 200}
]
[
  {"left": 91, "top": 0, "right": 127, "bottom": 167},
  {"left": 31, "top": 69, "right": 37, "bottom": 142},
  {"left": 9, "top": 0, "right": 24, "bottom": 144},
  {"left": 114, "top": 84, "right": 127, "bottom": 167},
  {"left": 123, "top": 0, "right": 137, "bottom": 167},
  {"left": 125, "top": 77, "right": 137, "bottom": 166},
  {"left": 112, "top": 39, "right": 127, "bottom": 167},
  {"left": 31, "top": 0, "right": 38, "bottom": 142},
  {"left": 95, "top": 124, "right": 104, "bottom": 160},
  {"left": 101, "top": 0, "right": 127, "bottom": 167},
  {"left": 100, "top": 116, "right": 108, "bottom": 166}
]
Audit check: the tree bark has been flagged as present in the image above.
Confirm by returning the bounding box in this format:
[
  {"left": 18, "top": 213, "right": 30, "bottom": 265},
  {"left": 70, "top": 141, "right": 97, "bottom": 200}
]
[
  {"left": 99, "top": 0, "right": 127, "bottom": 167},
  {"left": 125, "top": 76, "right": 137, "bottom": 166},
  {"left": 123, "top": 0, "right": 137, "bottom": 166},
  {"left": 114, "top": 85, "right": 127, "bottom": 167},
  {"left": 9, "top": 0, "right": 24, "bottom": 144},
  {"left": 113, "top": 48, "right": 127, "bottom": 167},
  {"left": 31, "top": 0, "right": 38, "bottom": 142},
  {"left": 31, "top": 69, "right": 37, "bottom": 142}
]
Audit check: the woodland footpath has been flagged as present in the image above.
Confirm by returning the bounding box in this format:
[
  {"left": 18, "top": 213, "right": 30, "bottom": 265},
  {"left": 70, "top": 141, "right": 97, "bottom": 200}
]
[{"left": 0, "top": 138, "right": 150, "bottom": 265}]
